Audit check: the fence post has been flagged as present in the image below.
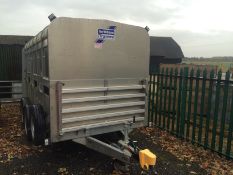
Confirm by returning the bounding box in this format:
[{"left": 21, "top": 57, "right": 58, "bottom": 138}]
[
  {"left": 219, "top": 71, "right": 230, "bottom": 153},
  {"left": 198, "top": 69, "right": 207, "bottom": 144},
  {"left": 148, "top": 75, "right": 152, "bottom": 125},
  {"left": 226, "top": 83, "right": 233, "bottom": 158},
  {"left": 186, "top": 68, "right": 194, "bottom": 140},
  {"left": 150, "top": 75, "right": 156, "bottom": 126},
  {"left": 167, "top": 68, "right": 173, "bottom": 131},
  {"left": 172, "top": 68, "right": 178, "bottom": 133},
  {"left": 158, "top": 68, "right": 164, "bottom": 127},
  {"left": 180, "top": 67, "right": 189, "bottom": 138},
  {"left": 176, "top": 68, "right": 183, "bottom": 136},
  {"left": 154, "top": 69, "right": 160, "bottom": 125},
  {"left": 211, "top": 70, "right": 222, "bottom": 150},
  {"left": 162, "top": 68, "right": 169, "bottom": 129},
  {"left": 204, "top": 69, "right": 215, "bottom": 149},
  {"left": 192, "top": 69, "right": 201, "bottom": 144}
]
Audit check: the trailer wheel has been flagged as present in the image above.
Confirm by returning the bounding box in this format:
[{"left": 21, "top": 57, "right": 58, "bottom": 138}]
[
  {"left": 30, "top": 105, "right": 46, "bottom": 146},
  {"left": 21, "top": 98, "right": 29, "bottom": 124},
  {"left": 23, "top": 104, "right": 32, "bottom": 141}
]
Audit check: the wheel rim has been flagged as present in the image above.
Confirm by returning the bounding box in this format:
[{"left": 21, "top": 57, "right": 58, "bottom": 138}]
[{"left": 31, "top": 117, "right": 35, "bottom": 140}]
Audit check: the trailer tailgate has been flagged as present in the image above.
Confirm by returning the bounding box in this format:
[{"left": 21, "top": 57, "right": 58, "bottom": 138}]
[{"left": 55, "top": 78, "right": 147, "bottom": 138}]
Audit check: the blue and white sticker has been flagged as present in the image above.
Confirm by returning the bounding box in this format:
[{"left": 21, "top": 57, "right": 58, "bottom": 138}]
[
  {"left": 98, "top": 28, "right": 115, "bottom": 40},
  {"left": 95, "top": 26, "right": 116, "bottom": 48}
]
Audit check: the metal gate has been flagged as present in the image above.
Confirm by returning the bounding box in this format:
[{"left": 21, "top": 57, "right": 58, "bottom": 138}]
[{"left": 0, "top": 81, "right": 22, "bottom": 101}]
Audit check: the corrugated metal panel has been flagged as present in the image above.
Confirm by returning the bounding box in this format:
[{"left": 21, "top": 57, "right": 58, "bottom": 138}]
[
  {"left": 0, "top": 44, "right": 23, "bottom": 80},
  {"left": 56, "top": 79, "right": 147, "bottom": 135},
  {"left": 0, "top": 35, "right": 32, "bottom": 45}
]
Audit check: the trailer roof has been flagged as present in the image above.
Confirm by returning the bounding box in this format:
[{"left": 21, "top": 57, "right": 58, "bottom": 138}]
[
  {"left": 0, "top": 35, "right": 33, "bottom": 45},
  {"left": 150, "top": 36, "right": 184, "bottom": 59}
]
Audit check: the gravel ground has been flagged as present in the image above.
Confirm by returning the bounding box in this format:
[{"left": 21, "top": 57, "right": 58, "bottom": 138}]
[{"left": 0, "top": 103, "right": 208, "bottom": 175}]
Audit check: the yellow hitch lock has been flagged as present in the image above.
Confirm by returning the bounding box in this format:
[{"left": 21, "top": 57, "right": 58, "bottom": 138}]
[{"left": 139, "top": 149, "right": 157, "bottom": 170}]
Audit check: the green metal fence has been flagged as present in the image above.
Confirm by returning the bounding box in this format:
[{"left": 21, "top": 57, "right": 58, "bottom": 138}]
[{"left": 148, "top": 67, "right": 233, "bottom": 159}]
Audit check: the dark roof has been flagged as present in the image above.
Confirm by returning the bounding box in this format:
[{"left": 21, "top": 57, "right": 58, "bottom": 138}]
[
  {"left": 0, "top": 35, "right": 33, "bottom": 45},
  {"left": 150, "top": 36, "right": 184, "bottom": 59}
]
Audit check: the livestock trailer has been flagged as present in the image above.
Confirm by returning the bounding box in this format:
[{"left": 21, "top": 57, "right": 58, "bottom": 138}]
[
  {"left": 22, "top": 17, "right": 156, "bottom": 170},
  {"left": 150, "top": 36, "right": 184, "bottom": 74}
]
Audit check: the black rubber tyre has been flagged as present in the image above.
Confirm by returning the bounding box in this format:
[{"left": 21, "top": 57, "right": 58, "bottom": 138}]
[
  {"left": 23, "top": 104, "right": 32, "bottom": 141},
  {"left": 21, "top": 97, "right": 29, "bottom": 124},
  {"left": 30, "top": 105, "right": 46, "bottom": 146}
]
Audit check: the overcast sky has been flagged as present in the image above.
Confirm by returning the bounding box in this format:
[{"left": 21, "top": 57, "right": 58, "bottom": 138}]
[{"left": 0, "top": 0, "right": 232, "bottom": 57}]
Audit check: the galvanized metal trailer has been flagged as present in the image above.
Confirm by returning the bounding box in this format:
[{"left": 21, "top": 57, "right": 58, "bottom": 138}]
[{"left": 22, "top": 17, "right": 156, "bottom": 170}]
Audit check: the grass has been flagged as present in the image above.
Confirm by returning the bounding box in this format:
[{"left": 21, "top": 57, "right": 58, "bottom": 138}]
[{"left": 183, "top": 60, "right": 233, "bottom": 72}]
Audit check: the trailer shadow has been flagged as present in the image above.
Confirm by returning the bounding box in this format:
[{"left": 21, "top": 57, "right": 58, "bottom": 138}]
[
  {"left": 0, "top": 140, "right": 114, "bottom": 175},
  {"left": 0, "top": 102, "right": 207, "bottom": 175},
  {"left": 0, "top": 132, "right": 207, "bottom": 175}
]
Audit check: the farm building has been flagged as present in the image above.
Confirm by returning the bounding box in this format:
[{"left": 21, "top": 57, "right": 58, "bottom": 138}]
[
  {"left": 150, "top": 36, "right": 184, "bottom": 74},
  {"left": 0, "top": 35, "right": 32, "bottom": 80},
  {"left": 0, "top": 35, "right": 32, "bottom": 98}
]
